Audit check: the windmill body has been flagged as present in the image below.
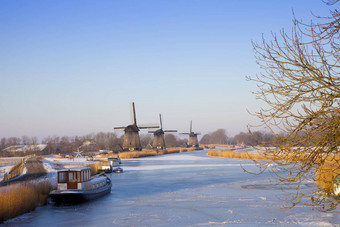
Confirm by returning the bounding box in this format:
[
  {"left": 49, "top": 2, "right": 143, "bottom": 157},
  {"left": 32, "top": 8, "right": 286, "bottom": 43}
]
[
  {"left": 188, "top": 132, "right": 199, "bottom": 147},
  {"left": 123, "top": 124, "right": 142, "bottom": 151},
  {"left": 114, "top": 102, "right": 158, "bottom": 151},
  {"left": 149, "top": 114, "right": 177, "bottom": 150}
]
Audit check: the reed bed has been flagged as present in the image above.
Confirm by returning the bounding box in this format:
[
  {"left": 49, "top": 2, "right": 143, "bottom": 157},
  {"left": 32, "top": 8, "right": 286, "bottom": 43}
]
[
  {"left": 208, "top": 149, "right": 268, "bottom": 160},
  {"left": 0, "top": 181, "right": 54, "bottom": 223},
  {"left": 3, "top": 160, "right": 24, "bottom": 181},
  {"left": 119, "top": 150, "right": 158, "bottom": 159},
  {"left": 167, "top": 148, "right": 180, "bottom": 153},
  {"left": 203, "top": 144, "right": 235, "bottom": 148},
  {"left": 87, "top": 162, "right": 99, "bottom": 176}
]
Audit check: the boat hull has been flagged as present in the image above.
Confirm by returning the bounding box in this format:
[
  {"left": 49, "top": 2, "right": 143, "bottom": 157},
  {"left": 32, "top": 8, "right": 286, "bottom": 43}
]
[{"left": 50, "top": 182, "right": 111, "bottom": 204}]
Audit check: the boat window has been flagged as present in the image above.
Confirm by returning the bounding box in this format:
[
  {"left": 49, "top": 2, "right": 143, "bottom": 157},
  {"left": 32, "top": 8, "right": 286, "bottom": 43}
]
[
  {"left": 69, "top": 172, "right": 76, "bottom": 182},
  {"left": 81, "top": 171, "right": 84, "bottom": 182},
  {"left": 58, "top": 172, "right": 67, "bottom": 183}
]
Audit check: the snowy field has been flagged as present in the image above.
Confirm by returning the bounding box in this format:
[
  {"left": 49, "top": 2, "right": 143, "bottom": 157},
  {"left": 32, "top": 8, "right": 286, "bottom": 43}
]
[{"left": 4, "top": 150, "right": 340, "bottom": 226}]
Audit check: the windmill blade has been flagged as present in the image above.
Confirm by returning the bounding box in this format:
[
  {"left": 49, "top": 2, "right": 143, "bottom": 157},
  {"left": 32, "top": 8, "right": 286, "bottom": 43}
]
[
  {"left": 130, "top": 102, "right": 137, "bottom": 125},
  {"left": 164, "top": 130, "right": 177, "bottom": 133},
  {"left": 138, "top": 123, "right": 159, "bottom": 129},
  {"left": 114, "top": 127, "right": 125, "bottom": 132},
  {"left": 159, "top": 114, "right": 163, "bottom": 130},
  {"left": 190, "top": 120, "right": 192, "bottom": 133},
  {"left": 179, "top": 133, "right": 190, "bottom": 135},
  {"left": 118, "top": 144, "right": 124, "bottom": 152}
]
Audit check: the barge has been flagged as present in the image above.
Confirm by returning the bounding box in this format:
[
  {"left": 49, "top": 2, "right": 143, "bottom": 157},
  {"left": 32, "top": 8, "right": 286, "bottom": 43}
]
[{"left": 50, "top": 167, "right": 111, "bottom": 204}]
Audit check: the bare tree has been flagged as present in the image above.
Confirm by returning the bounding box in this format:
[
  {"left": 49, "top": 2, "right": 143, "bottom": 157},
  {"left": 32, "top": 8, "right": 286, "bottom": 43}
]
[
  {"left": 164, "top": 133, "right": 177, "bottom": 147},
  {"left": 140, "top": 134, "right": 153, "bottom": 148},
  {"left": 248, "top": 3, "right": 339, "bottom": 211},
  {"left": 200, "top": 129, "right": 229, "bottom": 144}
]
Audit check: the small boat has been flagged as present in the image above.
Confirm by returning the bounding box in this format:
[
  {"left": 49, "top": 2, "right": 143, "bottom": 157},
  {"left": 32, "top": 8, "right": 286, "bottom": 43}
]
[
  {"left": 97, "top": 160, "right": 113, "bottom": 173},
  {"left": 108, "top": 157, "right": 120, "bottom": 167},
  {"left": 113, "top": 167, "right": 123, "bottom": 173},
  {"left": 50, "top": 167, "right": 111, "bottom": 204}
]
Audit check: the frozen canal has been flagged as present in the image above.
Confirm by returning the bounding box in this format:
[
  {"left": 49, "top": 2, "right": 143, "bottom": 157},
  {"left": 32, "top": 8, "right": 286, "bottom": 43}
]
[{"left": 6, "top": 150, "right": 340, "bottom": 226}]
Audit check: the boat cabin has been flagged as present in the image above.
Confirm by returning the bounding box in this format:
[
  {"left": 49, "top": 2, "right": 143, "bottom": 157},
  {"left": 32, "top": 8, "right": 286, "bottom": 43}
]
[
  {"left": 108, "top": 157, "right": 119, "bottom": 167},
  {"left": 57, "top": 167, "right": 92, "bottom": 190}
]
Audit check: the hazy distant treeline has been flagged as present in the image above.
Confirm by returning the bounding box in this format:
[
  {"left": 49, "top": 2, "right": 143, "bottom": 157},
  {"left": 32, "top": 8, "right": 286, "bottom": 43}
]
[
  {"left": 0, "top": 129, "right": 277, "bottom": 157},
  {"left": 199, "top": 129, "right": 276, "bottom": 146},
  {"left": 0, "top": 132, "right": 188, "bottom": 157}
]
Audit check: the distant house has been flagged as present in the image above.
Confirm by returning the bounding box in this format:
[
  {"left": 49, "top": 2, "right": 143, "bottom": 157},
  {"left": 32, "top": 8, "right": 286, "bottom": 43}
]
[{"left": 2, "top": 144, "right": 47, "bottom": 154}]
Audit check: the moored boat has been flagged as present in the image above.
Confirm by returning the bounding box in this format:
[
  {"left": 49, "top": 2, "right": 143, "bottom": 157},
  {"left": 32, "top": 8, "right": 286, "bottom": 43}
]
[{"left": 50, "top": 167, "right": 111, "bottom": 204}]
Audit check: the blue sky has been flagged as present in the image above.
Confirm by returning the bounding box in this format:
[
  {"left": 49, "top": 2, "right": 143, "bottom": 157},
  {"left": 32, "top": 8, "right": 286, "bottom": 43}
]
[{"left": 0, "top": 0, "right": 337, "bottom": 140}]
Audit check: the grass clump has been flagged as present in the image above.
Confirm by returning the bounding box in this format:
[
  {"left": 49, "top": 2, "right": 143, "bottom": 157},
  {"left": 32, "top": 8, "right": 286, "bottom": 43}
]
[
  {"left": 119, "top": 150, "right": 158, "bottom": 159},
  {"left": 0, "top": 181, "right": 54, "bottom": 223},
  {"left": 208, "top": 149, "right": 268, "bottom": 160}
]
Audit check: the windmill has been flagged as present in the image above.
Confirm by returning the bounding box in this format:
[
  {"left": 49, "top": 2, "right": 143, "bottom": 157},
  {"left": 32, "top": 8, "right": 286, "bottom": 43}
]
[
  {"left": 180, "top": 120, "right": 200, "bottom": 147},
  {"left": 148, "top": 114, "right": 177, "bottom": 150},
  {"left": 114, "top": 102, "right": 159, "bottom": 151},
  {"left": 74, "top": 147, "right": 83, "bottom": 158}
]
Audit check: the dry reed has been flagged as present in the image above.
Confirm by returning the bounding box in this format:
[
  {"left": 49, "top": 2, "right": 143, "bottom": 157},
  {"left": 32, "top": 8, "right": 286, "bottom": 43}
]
[
  {"left": 3, "top": 160, "right": 24, "bottom": 181},
  {"left": 0, "top": 181, "right": 53, "bottom": 223},
  {"left": 87, "top": 162, "right": 99, "bottom": 176},
  {"left": 208, "top": 149, "right": 268, "bottom": 160},
  {"left": 119, "top": 150, "right": 158, "bottom": 159}
]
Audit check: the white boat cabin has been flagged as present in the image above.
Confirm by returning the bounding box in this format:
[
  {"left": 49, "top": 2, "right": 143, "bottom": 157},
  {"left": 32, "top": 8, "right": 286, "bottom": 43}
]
[{"left": 57, "top": 167, "right": 94, "bottom": 190}]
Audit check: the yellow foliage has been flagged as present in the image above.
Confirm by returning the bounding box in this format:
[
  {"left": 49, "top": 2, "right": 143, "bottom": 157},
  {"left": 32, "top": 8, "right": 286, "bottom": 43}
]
[{"left": 316, "top": 155, "right": 340, "bottom": 193}]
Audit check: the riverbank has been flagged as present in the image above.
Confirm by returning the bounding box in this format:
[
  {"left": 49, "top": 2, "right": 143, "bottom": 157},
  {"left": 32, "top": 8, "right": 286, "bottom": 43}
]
[{"left": 114, "top": 147, "right": 203, "bottom": 159}]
